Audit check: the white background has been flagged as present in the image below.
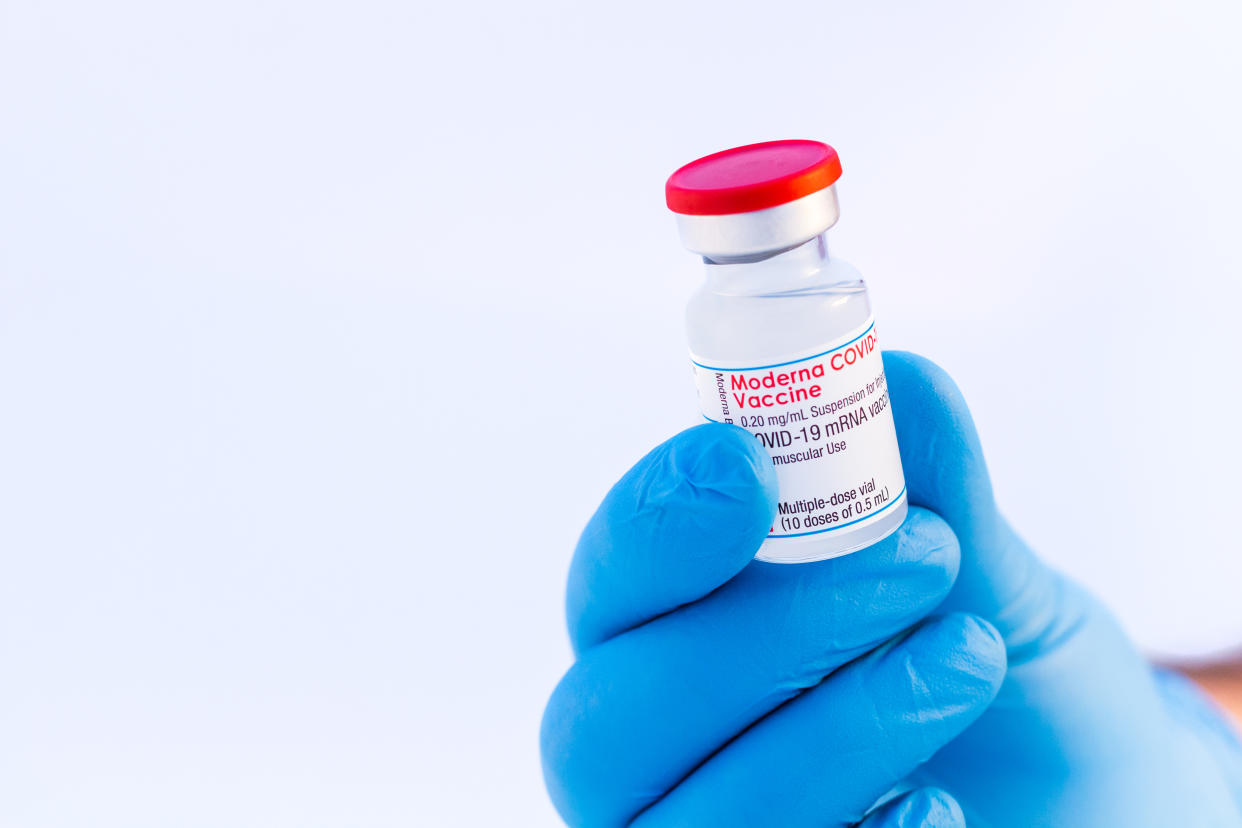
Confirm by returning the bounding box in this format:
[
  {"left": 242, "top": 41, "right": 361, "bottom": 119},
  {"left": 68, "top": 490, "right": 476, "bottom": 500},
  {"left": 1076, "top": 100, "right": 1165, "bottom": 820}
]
[{"left": 3, "top": 0, "right": 1241, "bottom": 824}]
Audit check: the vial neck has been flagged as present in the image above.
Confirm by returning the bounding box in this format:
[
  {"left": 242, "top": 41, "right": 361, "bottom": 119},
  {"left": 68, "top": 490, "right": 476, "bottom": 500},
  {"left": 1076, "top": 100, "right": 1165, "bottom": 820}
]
[{"left": 702, "top": 232, "right": 833, "bottom": 296}]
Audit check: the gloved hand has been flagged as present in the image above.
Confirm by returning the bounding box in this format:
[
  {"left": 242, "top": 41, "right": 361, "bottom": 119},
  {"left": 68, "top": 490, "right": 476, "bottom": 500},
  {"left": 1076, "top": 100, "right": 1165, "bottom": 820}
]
[
  {"left": 541, "top": 352, "right": 1242, "bottom": 827},
  {"left": 540, "top": 418, "right": 1005, "bottom": 828}
]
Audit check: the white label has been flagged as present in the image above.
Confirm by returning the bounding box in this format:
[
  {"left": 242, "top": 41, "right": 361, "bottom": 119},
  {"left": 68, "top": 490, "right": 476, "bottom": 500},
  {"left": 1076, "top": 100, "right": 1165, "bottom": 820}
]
[{"left": 691, "top": 317, "right": 907, "bottom": 561}]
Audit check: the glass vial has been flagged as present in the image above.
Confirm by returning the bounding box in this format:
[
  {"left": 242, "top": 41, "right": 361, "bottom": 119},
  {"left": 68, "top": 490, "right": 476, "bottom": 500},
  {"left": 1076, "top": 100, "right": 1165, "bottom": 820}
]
[{"left": 666, "top": 140, "right": 907, "bottom": 563}]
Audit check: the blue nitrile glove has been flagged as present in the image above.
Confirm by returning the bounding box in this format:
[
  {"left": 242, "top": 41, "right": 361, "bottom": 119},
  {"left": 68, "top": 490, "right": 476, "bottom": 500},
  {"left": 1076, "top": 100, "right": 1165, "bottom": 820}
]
[{"left": 541, "top": 352, "right": 1242, "bottom": 827}]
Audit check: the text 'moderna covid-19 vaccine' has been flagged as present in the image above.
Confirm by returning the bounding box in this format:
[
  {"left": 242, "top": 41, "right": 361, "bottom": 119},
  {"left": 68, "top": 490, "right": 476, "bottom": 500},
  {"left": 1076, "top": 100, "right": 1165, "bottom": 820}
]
[{"left": 666, "top": 140, "right": 907, "bottom": 563}]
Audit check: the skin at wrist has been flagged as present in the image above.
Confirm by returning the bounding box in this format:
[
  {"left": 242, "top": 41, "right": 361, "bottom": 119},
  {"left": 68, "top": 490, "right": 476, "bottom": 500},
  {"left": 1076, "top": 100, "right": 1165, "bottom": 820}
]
[{"left": 1182, "top": 660, "right": 1242, "bottom": 726}]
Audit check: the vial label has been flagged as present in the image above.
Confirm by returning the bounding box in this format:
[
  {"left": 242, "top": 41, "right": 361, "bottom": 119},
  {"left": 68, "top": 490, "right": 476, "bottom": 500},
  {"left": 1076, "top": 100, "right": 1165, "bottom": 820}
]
[{"left": 691, "top": 317, "right": 907, "bottom": 559}]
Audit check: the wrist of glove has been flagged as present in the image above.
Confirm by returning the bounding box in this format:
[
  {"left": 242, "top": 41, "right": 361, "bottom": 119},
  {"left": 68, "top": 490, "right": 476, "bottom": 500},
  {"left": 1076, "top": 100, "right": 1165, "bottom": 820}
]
[{"left": 1155, "top": 668, "right": 1242, "bottom": 813}]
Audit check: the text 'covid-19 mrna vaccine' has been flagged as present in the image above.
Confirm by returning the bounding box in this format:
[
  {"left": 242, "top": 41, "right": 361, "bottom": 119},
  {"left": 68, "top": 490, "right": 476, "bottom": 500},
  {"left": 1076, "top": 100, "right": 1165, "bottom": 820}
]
[{"left": 666, "top": 140, "right": 907, "bottom": 564}]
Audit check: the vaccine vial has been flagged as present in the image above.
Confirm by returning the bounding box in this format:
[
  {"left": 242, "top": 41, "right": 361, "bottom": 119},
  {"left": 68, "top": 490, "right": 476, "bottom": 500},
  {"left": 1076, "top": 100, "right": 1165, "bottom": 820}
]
[{"left": 666, "top": 140, "right": 907, "bottom": 563}]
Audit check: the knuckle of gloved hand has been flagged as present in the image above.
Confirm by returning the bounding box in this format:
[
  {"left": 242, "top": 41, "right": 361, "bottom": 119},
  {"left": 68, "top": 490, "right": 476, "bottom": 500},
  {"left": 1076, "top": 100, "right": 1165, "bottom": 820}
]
[
  {"left": 893, "top": 787, "right": 966, "bottom": 827},
  {"left": 883, "top": 614, "right": 1007, "bottom": 714},
  {"left": 839, "top": 507, "right": 959, "bottom": 629},
  {"left": 846, "top": 614, "right": 1006, "bottom": 779},
  {"left": 892, "top": 507, "right": 960, "bottom": 589}
]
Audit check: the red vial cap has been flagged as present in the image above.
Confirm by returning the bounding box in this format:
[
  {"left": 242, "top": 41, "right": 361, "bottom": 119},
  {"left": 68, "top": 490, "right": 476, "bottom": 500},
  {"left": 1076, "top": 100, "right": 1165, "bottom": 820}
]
[{"left": 665, "top": 140, "right": 843, "bottom": 216}]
